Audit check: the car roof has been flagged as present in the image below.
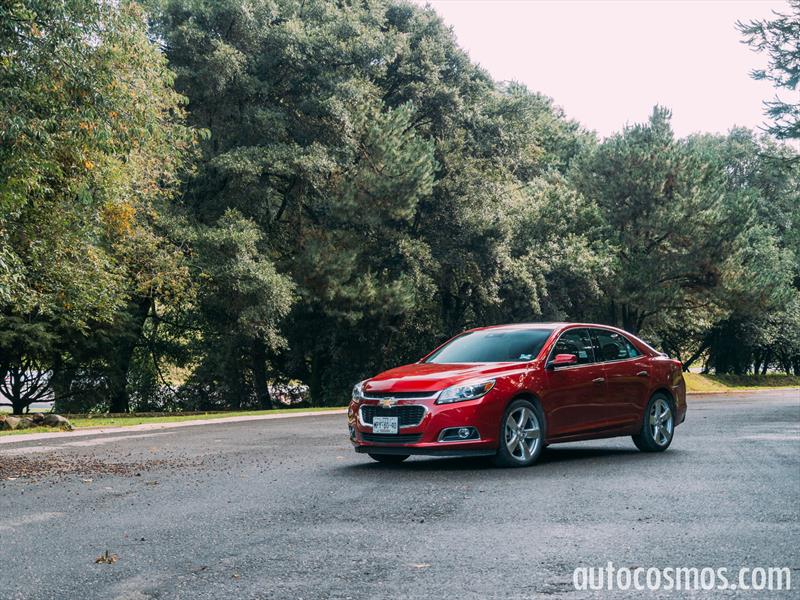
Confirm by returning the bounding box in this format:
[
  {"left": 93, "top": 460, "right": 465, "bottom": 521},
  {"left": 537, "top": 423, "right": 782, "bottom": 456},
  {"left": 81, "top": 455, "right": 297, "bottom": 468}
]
[
  {"left": 463, "top": 322, "right": 632, "bottom": 334},
  {"left": 445, "top": 322, "right": 660, "bottom": 358}
]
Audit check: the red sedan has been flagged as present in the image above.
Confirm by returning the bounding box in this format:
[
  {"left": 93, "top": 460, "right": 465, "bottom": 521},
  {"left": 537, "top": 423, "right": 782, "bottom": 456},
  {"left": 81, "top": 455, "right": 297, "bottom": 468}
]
[{"left": 348, "top": 323, "right": 686, "bottom": 467}]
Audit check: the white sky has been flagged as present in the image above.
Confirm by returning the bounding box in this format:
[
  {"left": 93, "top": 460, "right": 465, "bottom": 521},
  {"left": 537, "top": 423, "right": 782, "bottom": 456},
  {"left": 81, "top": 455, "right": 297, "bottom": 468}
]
[{"left": 410, "top": 0, "right": 788, "bottom": 138}]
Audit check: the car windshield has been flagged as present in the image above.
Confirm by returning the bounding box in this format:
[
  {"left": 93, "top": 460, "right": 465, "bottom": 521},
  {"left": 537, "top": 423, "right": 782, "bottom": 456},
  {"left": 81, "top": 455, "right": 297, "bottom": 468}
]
[{"left": 425, "top": 329, "right": 554, "bottom": 364}]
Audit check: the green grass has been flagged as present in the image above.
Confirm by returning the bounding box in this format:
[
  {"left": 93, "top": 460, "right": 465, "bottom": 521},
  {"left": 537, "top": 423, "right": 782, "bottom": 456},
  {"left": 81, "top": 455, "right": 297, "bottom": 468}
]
[
  {"left": 0, "top": 406, "right": 347, "bottom": 437},
  {"left": 4, "top": 373, "right": 798, "bottom": 437},
  {"left": 685, "top": 372, "right": 800, "bottom": 393}
]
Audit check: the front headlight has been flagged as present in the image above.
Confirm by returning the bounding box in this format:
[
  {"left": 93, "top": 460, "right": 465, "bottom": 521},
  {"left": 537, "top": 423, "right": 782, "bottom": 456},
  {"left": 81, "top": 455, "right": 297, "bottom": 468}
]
[
  {"left": 352, "top": 381, "right": 366, "bottom": 402},
  {"left": 436, "top": 379, "right": 495, "bottom": 404}
]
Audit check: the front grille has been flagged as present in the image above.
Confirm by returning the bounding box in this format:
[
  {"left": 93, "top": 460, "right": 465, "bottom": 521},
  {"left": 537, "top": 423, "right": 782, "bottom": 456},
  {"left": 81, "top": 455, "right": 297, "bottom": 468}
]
[
  {"left": 360, "top": 405, "right": 425, "bottom": 427},
  {"left": 360, "top": 432, "right": 422, "bottom": 444}
]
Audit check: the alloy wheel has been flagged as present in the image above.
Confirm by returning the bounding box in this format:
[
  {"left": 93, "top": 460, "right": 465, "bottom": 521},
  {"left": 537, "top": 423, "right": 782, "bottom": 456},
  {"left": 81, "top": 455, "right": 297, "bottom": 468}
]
[
  {"left": 649, "top": 397, "right": 673, "bottom": 446},
  {"left": 504, "top": 406, "right": 541, "bottom": 463}
]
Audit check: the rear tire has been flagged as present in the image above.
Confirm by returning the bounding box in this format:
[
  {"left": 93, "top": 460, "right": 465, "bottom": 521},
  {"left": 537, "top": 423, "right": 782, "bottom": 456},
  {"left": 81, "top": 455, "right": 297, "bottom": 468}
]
[
  {"left": 368, "top": 453, "right": 409, "bottom": 464},
  {"left": 632, "top": 393, "right": 675, "bottom": 452},
  {"left": 492, "top": 398, "right": 545, "bottom": 468}
]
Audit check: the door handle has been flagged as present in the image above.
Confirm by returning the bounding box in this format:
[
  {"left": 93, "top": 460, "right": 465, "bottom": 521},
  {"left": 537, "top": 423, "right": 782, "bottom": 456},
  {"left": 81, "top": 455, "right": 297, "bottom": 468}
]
[
  {"left": 636, "top": 371, "right": 649, "bottom": 377},
  {"left": 592, "top": 377, "right": 605, "bottom": 384}
]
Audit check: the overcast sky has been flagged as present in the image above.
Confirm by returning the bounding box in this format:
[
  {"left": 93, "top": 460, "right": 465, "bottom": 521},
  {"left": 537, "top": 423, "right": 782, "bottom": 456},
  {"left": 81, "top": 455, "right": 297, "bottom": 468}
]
[{"left": 411, "top": 0, "right": 788, "bottom": 138}]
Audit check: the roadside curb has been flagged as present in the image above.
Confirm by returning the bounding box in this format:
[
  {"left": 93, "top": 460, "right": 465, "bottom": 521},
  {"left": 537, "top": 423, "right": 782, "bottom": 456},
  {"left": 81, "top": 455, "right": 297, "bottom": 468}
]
[
  {"left": 0, "top": 408, "right": 348, "bottom": 445},
  {"left": 686, "top": 387, "right": 800, "bottom": 396},
  {"left": 2, "top": 387, "right": 797, "bottom": 445}
]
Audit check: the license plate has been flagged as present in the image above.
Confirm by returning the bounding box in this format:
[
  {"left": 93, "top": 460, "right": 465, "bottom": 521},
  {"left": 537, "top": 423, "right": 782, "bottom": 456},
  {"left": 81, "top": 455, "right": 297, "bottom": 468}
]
[{"left": 372, "top": 416, "right": 399, "bottom": 434}]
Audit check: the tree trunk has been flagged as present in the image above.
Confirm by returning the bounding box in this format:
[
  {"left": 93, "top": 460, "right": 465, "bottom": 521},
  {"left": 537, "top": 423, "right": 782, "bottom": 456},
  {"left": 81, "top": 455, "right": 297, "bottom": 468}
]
[
  {"left": 309, "top": 349, "right": 323, "bottom": 406},
  {"left": 108, "top": 297, "right": 151, "bottom": 413},
  {"left": 682, "top": 343, "right": 709, "bottom": 372},
  {"left": 50, "top": 358, "right": 72, "bottom": 414},
  {"left": 10, "top": 368, "right": 25, "bottom": 415},
  {"left": 620, "top": 304, "right": 640, "bottom": 334},
  {"left": 108, "top": 367, "right": 130, "bottom": 414},
  {"left": 251, "top": 339, "right": 273, "bottom": 410}
]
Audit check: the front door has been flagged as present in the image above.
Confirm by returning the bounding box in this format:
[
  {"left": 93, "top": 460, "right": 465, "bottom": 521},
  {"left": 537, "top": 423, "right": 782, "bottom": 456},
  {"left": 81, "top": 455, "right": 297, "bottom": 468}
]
[{"left": 541, "top": 328, "right": 607, "bottom": 437}]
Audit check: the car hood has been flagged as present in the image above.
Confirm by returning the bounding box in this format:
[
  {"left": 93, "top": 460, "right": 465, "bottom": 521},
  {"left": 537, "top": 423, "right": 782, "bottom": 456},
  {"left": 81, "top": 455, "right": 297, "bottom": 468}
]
[{"left": 363, "top": 362, "right": 526, "bottom": 395}]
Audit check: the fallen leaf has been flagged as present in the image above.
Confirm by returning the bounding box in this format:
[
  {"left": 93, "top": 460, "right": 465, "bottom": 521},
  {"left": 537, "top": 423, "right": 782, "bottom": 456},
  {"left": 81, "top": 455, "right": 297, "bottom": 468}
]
[{"left": 95, "top": 550, "right": 118, "bottom": 564}]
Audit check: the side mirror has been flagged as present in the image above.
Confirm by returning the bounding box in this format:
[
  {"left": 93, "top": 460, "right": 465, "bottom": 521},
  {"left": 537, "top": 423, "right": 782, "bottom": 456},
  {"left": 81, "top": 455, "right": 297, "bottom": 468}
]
[{"left": 547, "top": 353, "right": 578, "bottom": 369}]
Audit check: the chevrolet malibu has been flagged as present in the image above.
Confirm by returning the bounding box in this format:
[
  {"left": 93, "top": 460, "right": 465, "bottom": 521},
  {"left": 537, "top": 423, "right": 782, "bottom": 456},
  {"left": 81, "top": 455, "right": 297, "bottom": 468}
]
[{"left": 348, "top": 323, "right": 686, "bottom": 467}]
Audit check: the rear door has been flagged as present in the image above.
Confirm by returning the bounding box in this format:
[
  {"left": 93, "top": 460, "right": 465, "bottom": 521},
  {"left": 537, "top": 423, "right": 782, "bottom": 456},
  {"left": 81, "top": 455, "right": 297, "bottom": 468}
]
[
  {"left": 541, "top": 328, "right": 608, "bottom": 437},
  {"left": 589, "top": 328, "right": 651, "bottom": 430}
]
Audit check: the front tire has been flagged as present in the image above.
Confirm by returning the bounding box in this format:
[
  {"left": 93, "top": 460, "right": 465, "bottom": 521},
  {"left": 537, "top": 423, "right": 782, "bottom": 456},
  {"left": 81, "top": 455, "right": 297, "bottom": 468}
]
[
  {"left": 368, "top": 453, "right": 409, "bottom": 464},
  {"left": 492, "top": 399, "right": 545, "bottom": 468},
  {"left": 632, "top": 393, "right": 675, "bottom": 452}
]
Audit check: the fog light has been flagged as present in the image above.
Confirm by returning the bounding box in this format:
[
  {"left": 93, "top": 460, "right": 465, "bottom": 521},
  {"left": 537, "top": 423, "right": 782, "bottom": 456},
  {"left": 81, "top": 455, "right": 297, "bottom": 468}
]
[{"left": 438, "top": 426, "right": 480, "bottom": 442}]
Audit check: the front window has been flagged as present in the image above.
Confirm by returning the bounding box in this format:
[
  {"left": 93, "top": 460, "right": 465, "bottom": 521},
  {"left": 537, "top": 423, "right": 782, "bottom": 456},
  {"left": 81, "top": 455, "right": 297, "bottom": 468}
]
[
  {"left": 549, "top": 328, "right": 595, "bottom": 364},
  {"left": 425, "top": 328, "right": 553, "bottom": 364}
]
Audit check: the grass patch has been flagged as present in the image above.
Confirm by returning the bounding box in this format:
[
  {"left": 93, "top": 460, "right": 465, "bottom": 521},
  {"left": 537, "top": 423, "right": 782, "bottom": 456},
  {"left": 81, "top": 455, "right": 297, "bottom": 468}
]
[
  {"left": 0, "top": 406, "right": 347, "bottom": 437},
  {"left": 0, "top": 426, "right": 60, "bottom": 437},
  {"left": 685, "top": 372, "right": 800, "bottom": 393}
]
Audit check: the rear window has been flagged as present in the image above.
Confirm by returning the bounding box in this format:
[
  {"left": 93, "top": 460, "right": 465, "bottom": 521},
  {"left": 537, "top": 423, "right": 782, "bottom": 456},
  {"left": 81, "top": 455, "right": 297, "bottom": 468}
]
[
  {"left": 591, "top": 329, "right": 641, "bottom": 361},
  {"left": 426, "top": 329, "right": 553, "bottom": 364}
]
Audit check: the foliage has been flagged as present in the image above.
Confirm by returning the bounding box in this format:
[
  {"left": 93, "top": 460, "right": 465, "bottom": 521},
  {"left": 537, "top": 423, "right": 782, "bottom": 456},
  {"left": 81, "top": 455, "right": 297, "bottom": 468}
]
[
  {"left": 184, "top": 210, "right": 295, "bottom": 410},
  {"left": 159, "top": 0, "right": 442, "bottom": 403},
  {"left": 1, "top": 0, "right": 798, "bottom": 412},
  {"left": 571, "top": 108, "right": 795, "bottom": 339},
  {"left": 739, "top": 1, "right": 800, "bottom": 139},
  {"left": 0, "top": 0, "right": 192, "bottom": 412}
]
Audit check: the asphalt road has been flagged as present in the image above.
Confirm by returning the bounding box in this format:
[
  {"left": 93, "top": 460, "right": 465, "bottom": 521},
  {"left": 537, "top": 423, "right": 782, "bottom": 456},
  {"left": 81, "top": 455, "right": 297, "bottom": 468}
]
[{"left": 1, "top": 390, "right": 798, "bottom": 600}]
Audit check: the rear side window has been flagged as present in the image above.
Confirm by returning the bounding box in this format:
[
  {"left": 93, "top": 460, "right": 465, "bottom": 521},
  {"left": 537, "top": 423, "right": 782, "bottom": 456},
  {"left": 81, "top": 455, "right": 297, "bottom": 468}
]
[
  {"left": 591, "top": 329, "right": 641, "bottom": 361},
  {"left": 549, "top": 328, "right": 595, "bottom": 364}
]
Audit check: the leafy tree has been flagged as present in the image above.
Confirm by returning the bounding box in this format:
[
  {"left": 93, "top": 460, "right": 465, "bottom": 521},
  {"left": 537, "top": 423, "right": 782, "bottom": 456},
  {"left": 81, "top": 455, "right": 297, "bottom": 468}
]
[
  {"left": 187, "top": 211, "right": 295, "bottom": 410},
  {"left": 498, "top": 174, "right": 611, "bottom": 324},
  {"left": 370, "top": 12, "right": 593, "bottom": 352},
  {"left": 571, "top": 108, "right": 794, "bottom": 340},
  {"left": 158, "top": 0, "right": 598, "bottom": 403},
  {"left": 159, "top": 0, "right": 440, "bottom": 403},
  {"left": 704, "top": 296, "right": 800, "bottom": 376},
  {"left": 0, "top": 0, "right": 192, "bottom": 413},
  {"left": 4, "top": 0, "right": 797, "bottom": 414},
  {"left": 739, "top": 1, "right": 800, "bottom": 140},
  {"left": 691, "top": 129, "right": 800, "bottom": 373}
]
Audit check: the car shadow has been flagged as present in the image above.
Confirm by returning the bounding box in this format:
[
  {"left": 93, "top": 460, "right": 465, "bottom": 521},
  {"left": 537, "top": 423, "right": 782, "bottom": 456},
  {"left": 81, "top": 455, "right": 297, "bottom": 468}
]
[
  {"left": 538, "top": 445, "right": 641, "bottom": 465},
  {"left": 340, "top": 455, "right": 492, "bottom": 472},
  {"left": 337, "top": 444, "right": 679, "bottom": 474}
]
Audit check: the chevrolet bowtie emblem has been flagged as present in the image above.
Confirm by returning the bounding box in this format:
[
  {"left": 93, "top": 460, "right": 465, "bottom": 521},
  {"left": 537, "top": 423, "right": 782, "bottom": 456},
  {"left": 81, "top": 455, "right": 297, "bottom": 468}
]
[{"left": 378, "top": 398, "right": 398, "bottom": 408}]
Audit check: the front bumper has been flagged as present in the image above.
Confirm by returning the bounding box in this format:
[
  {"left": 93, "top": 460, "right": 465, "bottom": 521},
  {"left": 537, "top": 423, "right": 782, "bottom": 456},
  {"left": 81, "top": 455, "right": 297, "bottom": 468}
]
[
  {"left": 348, "top": 393, "right": 504, "bottom": 456},
  {"left": 353, "top": 445, "right": 496, "bottom": 457}
]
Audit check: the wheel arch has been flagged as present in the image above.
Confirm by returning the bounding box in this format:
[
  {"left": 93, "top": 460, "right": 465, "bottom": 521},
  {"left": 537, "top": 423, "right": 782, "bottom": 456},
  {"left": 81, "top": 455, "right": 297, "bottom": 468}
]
[
  {"left": 508, "top": 390, "right": 544, "bottom": 411},
  {"left": 651, "top": 386, "right": 676, "bottom": 407},
  {"left": 506, "top": 391, "right": 548, "bottom": 435},
  {"left": 642, "top": 387, "right": 677, "bottom": 428}
]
